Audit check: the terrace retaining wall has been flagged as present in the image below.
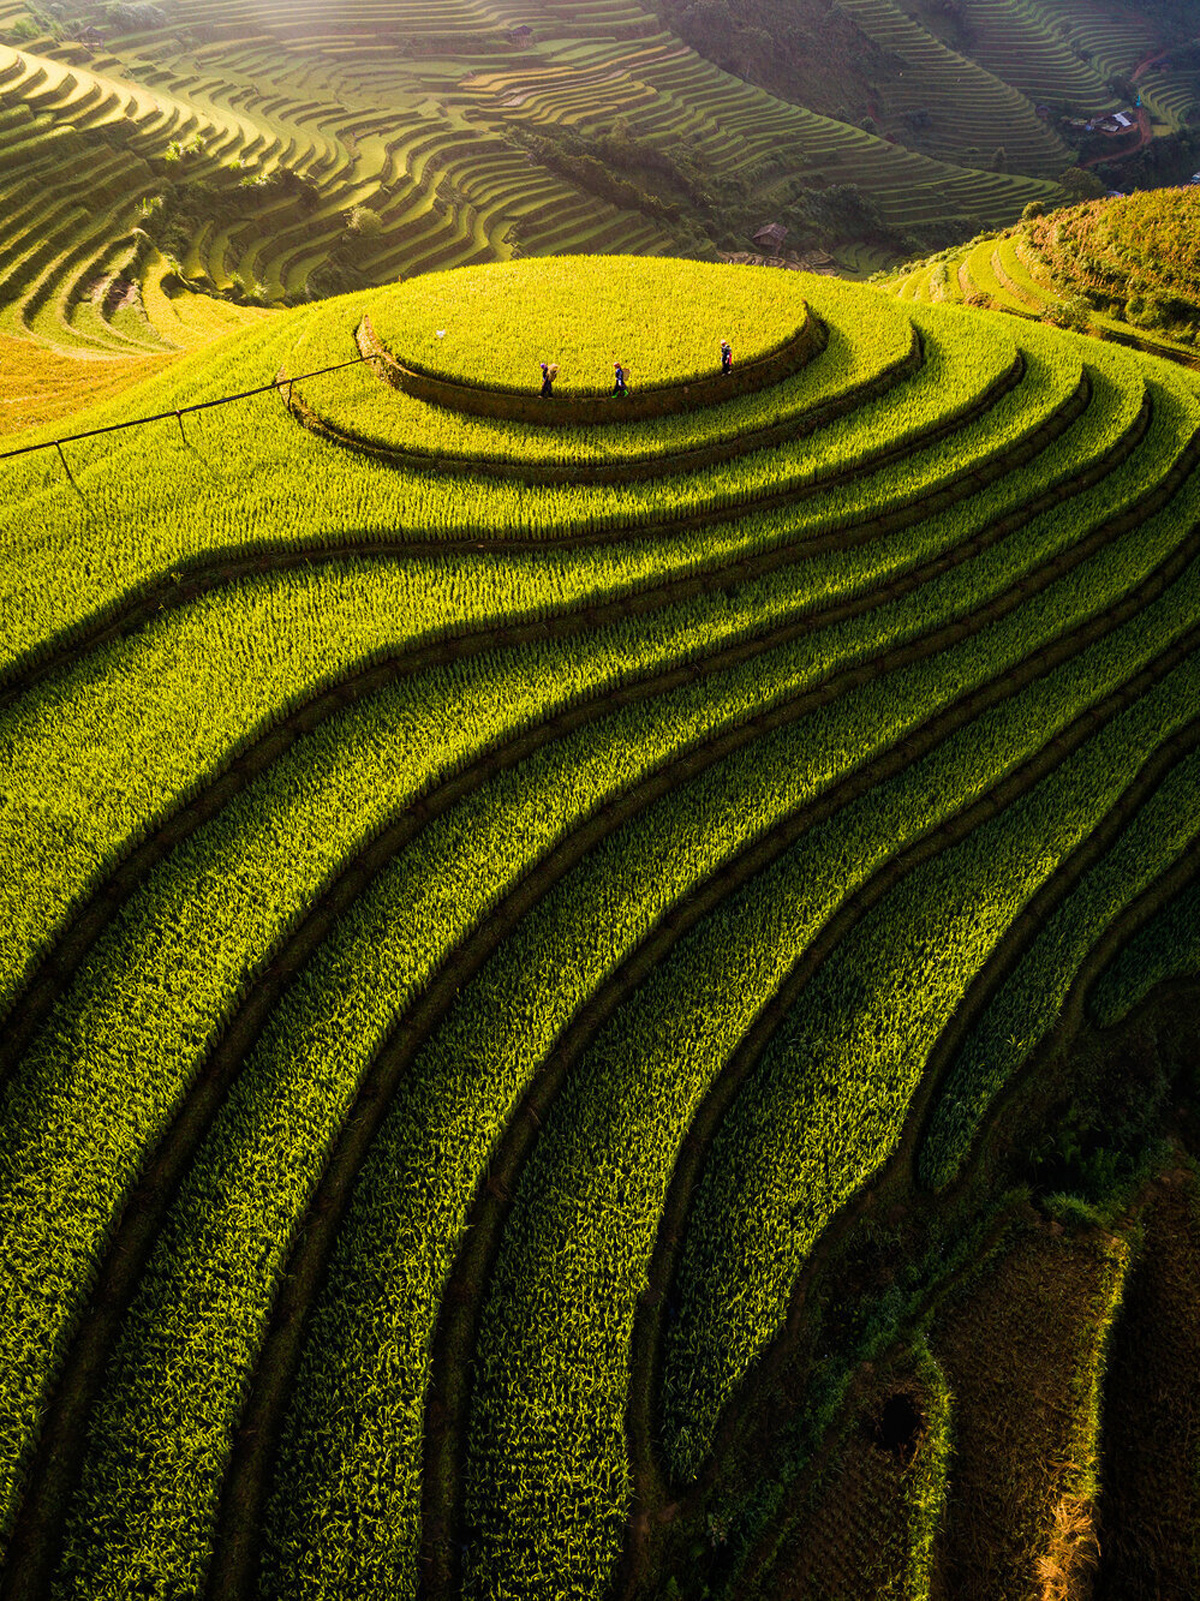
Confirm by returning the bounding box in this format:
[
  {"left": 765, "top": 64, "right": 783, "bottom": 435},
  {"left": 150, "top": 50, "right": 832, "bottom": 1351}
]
[{"left": 356, "top": 309, "right": 828, "bottom": 424}]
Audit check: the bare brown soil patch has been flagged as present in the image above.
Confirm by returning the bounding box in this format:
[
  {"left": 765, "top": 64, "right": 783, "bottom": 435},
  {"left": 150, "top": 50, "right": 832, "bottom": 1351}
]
[
  {"left": 755, "top": 1415, "right": 915, "bottom": 1601},
  {"left": 929, "top": 1220, "right": 1121, "bottom": 1601},
  {"left": 1095, "top": 1171, "right": 1200, "bottom": 1599},
  {"left": 755, "top": 1364, "right": 953, "bottom": 1601}
]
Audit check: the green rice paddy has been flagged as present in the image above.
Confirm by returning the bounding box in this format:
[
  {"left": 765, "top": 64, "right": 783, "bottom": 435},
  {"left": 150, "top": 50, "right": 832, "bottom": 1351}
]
[{"left": 1, "top": 250, "right": 1198, "bottom": 1600}]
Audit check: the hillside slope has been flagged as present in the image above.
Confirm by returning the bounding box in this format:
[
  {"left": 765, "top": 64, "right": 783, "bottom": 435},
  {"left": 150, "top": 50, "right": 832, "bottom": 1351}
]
[
  {"left": 6, "top": 0, "right": 1195, "bottom": 360},
  {"left": 1, "top": 256, "right": 1199, "bottom": 1600},
  {"left": 889, "top": 185, "right": 1200, "bottom": 371}
]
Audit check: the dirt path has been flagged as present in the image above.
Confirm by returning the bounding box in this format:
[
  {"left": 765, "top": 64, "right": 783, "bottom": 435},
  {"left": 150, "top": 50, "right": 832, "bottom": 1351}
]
[{"left": 1080, "top": 106, "right": 1152, "bottom": 170}]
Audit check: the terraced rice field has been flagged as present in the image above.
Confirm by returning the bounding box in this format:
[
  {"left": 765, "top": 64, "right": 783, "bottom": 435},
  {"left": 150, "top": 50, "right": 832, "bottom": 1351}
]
[
  {"left": 956, "top": 0, "right": 1117, "bottom": 110},
  {"left": 1034, "top": 0, "right": 1160, "bottom": 93},
  {"left": 2, "top": 0, "right": 1192, "bottom": 378},
  {"left": 0, "top": 330, "right": 175, "bottom": 435},
  {"left": 1032, "top": 0, "right": 1200, "bottom": 129},
  {"left": 889, "top": 189, "right": 1200, "bottom": 373},
  {"left": 1, "top": 254, "right": 1199, "bottom": 1599},
  {"left": 834, "top": 0, "right": 1072, "bottom": 176},
  {"left": 0, "top": 0, "right": 1089, "bottom": 360},
  {"left": 0, "top": 19, "right": 683, "bottom": 357}
]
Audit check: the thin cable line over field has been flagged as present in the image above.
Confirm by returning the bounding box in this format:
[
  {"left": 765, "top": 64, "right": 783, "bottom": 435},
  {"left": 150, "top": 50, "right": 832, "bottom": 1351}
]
[{"left": 0, "top": 353, "right": 380, "bottom": 473}]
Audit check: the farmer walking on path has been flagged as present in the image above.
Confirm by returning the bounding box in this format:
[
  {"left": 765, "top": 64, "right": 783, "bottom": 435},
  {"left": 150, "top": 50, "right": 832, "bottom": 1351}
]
[
  {"left": 720, "top": 338, "right": 733, "bottom": 375},
  {"left": 612, "top": 360, "right": 628, "bottom": 398},
  {"left": 540, "top": 361, "right": 558, "bottom": 398}
]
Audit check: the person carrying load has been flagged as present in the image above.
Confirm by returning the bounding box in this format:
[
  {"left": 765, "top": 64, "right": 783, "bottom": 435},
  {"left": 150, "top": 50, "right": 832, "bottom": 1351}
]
[
  {"left": 540, "top": 361, "right": 558, "bottom": 398},
  {"left": 720, "top": 338, "right": 733, "bottom": 375}
]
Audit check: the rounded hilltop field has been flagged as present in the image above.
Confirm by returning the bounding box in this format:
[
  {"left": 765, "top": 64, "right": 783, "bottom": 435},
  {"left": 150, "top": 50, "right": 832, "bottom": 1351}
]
[
  {"left": 1, "top": 254, "right": 1200, "bottom": 1601},
  {"left": 363, "top": 256, "right": 809, "bottom": 395}
]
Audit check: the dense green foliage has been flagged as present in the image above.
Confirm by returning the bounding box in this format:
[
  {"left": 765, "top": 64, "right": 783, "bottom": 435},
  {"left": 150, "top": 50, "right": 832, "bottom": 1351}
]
[
  {"left": 1, "top": 252, "right": 1198, "bottom": 1601},
  {"left": 1089, "top": 876, "right": 1200, "bottom": 1025}
]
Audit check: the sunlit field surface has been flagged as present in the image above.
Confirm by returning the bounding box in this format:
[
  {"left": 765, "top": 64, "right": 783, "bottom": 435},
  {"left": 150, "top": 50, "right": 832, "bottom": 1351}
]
[{"left": 1, "top": 252, "right": 1199, "bottom": 1601}]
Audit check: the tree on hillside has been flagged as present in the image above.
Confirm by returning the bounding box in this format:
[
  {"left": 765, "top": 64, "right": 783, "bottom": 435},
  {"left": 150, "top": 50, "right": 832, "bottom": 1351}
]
[
  {"left": 100, "top": 1, "right": 164, "bottom": 30},
  {"left": 1059, "top": 166, "right": 1106, "bottom": 201}
]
